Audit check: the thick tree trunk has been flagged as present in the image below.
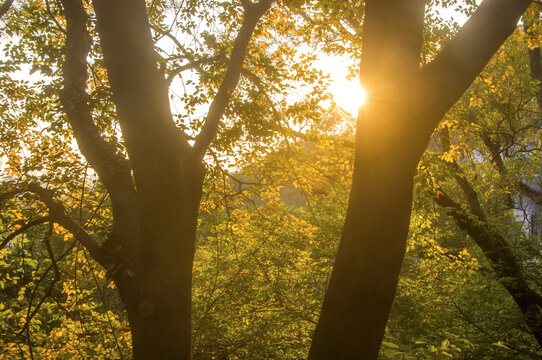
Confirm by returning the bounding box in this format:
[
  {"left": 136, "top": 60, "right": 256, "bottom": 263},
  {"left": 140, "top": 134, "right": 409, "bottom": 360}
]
[
  {"left": 119, "top": 210, "right": 200, "bottom": 359},
  {"left": 91, "top": 1, "right": 206, "bottom": 358},
  {"left": 308, "top": 142, "right": 422, "bottom": 359},
  {"left": 108, "top": 162, "right": 203, "bottom": 360},
  {"left": 88, "top": 0, "right": 270, "bottom": 357},
  {"left": 308, "top": 0, "right": 532, "bottom": 358},
  {"left": 308, "top": 1, "right": 426, "bottom": 358}
]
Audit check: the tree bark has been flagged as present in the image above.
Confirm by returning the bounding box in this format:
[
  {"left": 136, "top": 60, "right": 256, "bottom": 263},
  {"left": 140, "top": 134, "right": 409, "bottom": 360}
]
[{"left": 308, "top": 0, "right": 533, "bottom": 359}]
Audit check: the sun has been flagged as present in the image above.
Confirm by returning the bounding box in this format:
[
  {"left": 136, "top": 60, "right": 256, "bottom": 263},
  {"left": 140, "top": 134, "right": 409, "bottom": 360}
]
[{"left": 330, "top": 79, "right": 367, "bottom": 116}]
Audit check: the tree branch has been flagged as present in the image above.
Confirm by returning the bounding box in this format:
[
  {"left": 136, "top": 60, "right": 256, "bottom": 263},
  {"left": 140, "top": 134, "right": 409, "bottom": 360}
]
[
  {"left": 439, "top": 127, "right": 486, "bottom": 219},
  {"left": 0, "top": 0, "right": 13, "bottom": 18},
  {"left": 422, "top": 0, "right": 532, "bottom": 127},
  {"left": 166, "top": 54, "right": 225, "bottom": 87},
  {"left": 92, "top": 0, "right": 200, "bottom": 197},
  {"left": 480, "top": 132, "right": 506, "bottom": 173},
  {"left": 192, "top": 0, "right": 274, "bottom": 159},
  {"left": 60, "top": 0, "right": 137, "bottom": 229},
  {"left": 0, "top": 217, "right": 51, "bottom": 251},
  {"left": 435, "top": 188, "right": 542, "bottom": 345},
  {"left": 524, "top": 12, "right": 542, "bottom": 110},
  {"left": 519, "top": 181, "right": 542, "bottom": 207},
  {"left": 27, "top": 183, "right": 110, "bottom": 267}
]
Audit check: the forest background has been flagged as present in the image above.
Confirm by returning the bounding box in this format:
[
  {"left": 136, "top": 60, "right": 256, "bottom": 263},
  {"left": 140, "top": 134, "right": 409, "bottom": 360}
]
[{"left": 2, "top": 0, "right": 542, "bottom": 359}]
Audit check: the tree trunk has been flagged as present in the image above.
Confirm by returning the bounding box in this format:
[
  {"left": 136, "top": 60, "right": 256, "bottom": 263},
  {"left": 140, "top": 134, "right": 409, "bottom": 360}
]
[
  {"left": 90, "top": 1, "right": 206, "bottom": 357},
  {"left": 87, "top": 0, "right": 270, "bottom": 357},
  {"left": 308, "top": 143, "right": 422, "bottom": 359},
  {"left": 308, "top": 1, "right": 426, "bottom": 358},
  {"left": 308, "top": 0, "right": 533, "bottom": 358}
]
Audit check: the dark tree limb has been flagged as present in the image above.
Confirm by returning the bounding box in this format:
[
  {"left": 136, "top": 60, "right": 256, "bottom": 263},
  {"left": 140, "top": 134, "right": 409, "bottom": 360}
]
[
  {"left": 481, "top": 132, "right": 506, "bottom": 173},
  {"left": 0, "top": 188, "right": 24, "bottom": 203},
  {"left": 435, "top": 189, "right": 542, "bottom": 347},
  {"left": 27, "top": 183, "right": 110, "bottom": 267},
  {"left": 519, "top": 181, "right": 542, "bottom": 206},
  {"left": 43, "top": 221, "right": 61, "bottom": 279},
  {"left": 0, "top": 0, "right": 13, "bottom": 18},
  {"left": 60, "top": 0, "right": 138, "bottom": 251},
  {"left": 421, "top": 0, "right": 533, "bottom": 131},
  {"left": 192, "top": 0, "right": 274, "bottom": 159},
  {"left": 60, "top": 0, "right": 136, "bottom": 197}
]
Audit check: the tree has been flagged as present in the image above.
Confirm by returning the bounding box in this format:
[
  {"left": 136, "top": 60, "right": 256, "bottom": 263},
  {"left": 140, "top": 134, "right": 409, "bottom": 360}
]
[
  {"left": 307, "top": 1, "right": 534, "bottom": 359},
  {"left": 1, "top": 0, "right": 274, "bottom": 358},
  {"left": 1, "top": 0, "right": 539, "bottom": 359}
]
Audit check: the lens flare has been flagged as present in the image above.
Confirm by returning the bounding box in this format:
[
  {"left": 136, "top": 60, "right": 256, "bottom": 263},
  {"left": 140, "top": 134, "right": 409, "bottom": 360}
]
[{"left": 331, "top": 80, "right": 367, "bottom": 116}]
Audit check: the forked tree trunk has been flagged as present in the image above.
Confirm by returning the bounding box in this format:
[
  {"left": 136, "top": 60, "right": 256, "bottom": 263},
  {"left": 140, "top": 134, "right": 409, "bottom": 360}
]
[
  {"left": 86, "top": 0, "right": 271, "bottom": 357},
  {"left": 308, "top": 0, "right": 533, "bottom": 359}
]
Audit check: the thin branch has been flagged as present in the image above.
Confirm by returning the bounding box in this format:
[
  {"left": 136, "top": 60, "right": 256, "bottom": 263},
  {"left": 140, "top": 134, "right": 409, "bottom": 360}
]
[
  {"left": 43, "top": 222, "right": 60, "bottom": 280},
  {"left": 239, "top": 66, "right": 356, "bottom": 148},
  {"left": 0, "top": 217, "right": 51, "bottom": 251},
  {"left": 166, "top": 54, "right": 225, "bottom": 87},
  {"left": 192, "top": 0, "right": 274, "bottom": 158},
  {"left": 45, "top": 0, "right": 67, "bottom": 34},
  {"left": 17, "top": 239, "right": 78, "bottom": 340}
]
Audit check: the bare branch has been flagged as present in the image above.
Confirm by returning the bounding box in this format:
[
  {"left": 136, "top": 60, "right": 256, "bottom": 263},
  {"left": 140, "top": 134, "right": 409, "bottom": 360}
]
[{"left": 192, "top": 0, "right": 274, "bottom": 159}]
